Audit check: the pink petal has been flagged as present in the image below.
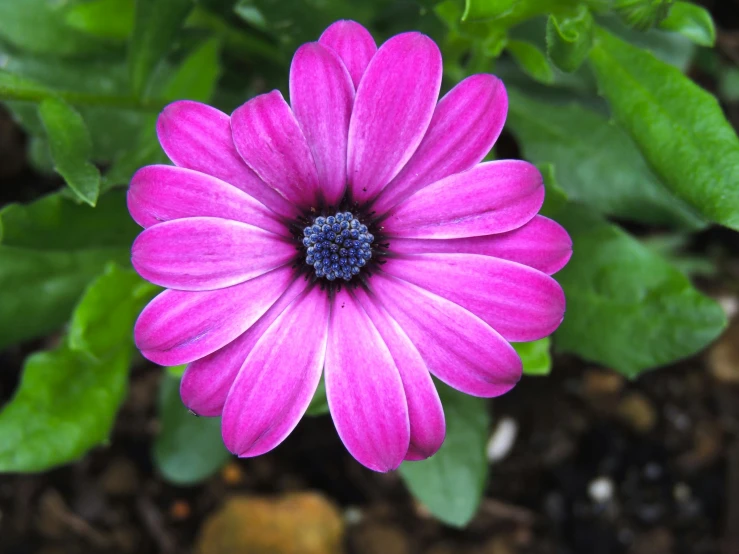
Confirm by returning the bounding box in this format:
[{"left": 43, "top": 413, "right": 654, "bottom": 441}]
[
  {"left": 221, "top": 285, "right": 329, "bottom": 457},
  {"left": 134, "top": 266, "right": 295, "bottom": 366},
  {"left": 353, "top": 287, "right": 445, "bottom": 461},
  {"left": 319, "top": 20, "right": 377, "bottom": 88},
  {"left": 127, "top": 165, "right": 289, "bottom": 237},
  {"left": 131, "top": 217, "right": 296, "bottom": 291},
  {"left": 289, "top": 42, "right": 354, "bottom": 207},
  {"left": 324, "top": 289, "right": 410, "bottom": 472},
  {"left": 388, "top": 215, "right": 572, "bottom": 275},
  {"left": 156, "top": 101, "right": 296, "bottom": 218},
  {"left": 370, "top": 273, "right": 522, "bottom": 397},
  {"left": 384, "top": 254, "right": 565, "bottom": 342},
  {"left": 347, "top": 33, "right": 442, "bottom": 204},
  {"left": 382, "top": 160, "right": 544, "bottom": 239},
  {"left": 231, "top": 91, "right": 321, "bottom": 208},
  {"left": 373, "top": 74, "right": 508, "bottom": 215},
  {"left": 180, "top": 276, "right": 310, "bottom": 417}
]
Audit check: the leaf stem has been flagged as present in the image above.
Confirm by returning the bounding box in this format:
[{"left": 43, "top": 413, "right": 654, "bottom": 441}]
[{"left": 0, "top": 86, "right": 168, "bottom": 111}]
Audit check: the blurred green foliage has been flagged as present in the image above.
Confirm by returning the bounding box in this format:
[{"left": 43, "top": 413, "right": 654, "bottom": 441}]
[{"left": 0, "top": 0, "right": 737, "bottom": 527}]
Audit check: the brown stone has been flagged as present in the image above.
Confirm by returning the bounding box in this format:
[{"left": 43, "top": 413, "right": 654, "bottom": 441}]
[
  {"left": 221, "top": 462, "right": 245, "bottom": 486},
  {"left": 583, "top": 369, "right": 625, "bottom": 397},
  {"left": 169, "top": 499, "right": 192, "bottom": 521},
  {"left": 617, "top": 392, "right": 657, "bottom": 433},
  {"left": 196, "top": 493, "right": 344, "bottom": 554},
  {"left": 708, "top": 318, "right": 739, "bottom": 384}
]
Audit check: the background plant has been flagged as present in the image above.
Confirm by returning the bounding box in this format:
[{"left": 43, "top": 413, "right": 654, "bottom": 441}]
[{"left": 0, "top": 0, "right": 736, "bottom": 528}]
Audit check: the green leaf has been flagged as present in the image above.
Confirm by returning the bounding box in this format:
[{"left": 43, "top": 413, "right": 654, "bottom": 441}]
[
  {"left": 514, "top": 338, "right": 552, "bottom": 376},
  {"left": 537, "top": 163, "right": 569, "bottom": 218},
  {"left": 0, "top": 69, "right": 53, "bottom": 102},
  {"left": 0, "top": 191, "right": 136, "bottom": 349},
  {"left": 0, "top": 247, "right": 129, "bottom": 350},
  {"left": 554, "top": 204, "right": 726, "bottom": 378},
  {"left": 612, "top": 0, "right": 672, "bottom": 31},
  {"left": 38, "top": 98, "right": 100, "bottom": 206},
  {"left": 719, "top": 67, "right": 739, "bottom": 102},
  {"left": 305, "top": 377, "right": 329, "bottom": 416},
  {"left": 506, "top": 40, "right": 554, "bottom": 84},
  {"left": 102, "top": 120, "right": 166, "bottom": 190},
  {"left": 163, "top": 37, "right": 221, "bottom": 102},
  {"left": 65, "top": 0, "right": 135, "bottom": 40},
  {"left": 399, "top": 382, "right": 489, "bottom": 527},
  {"left": 0, "top": 188, "right": 139, "bottom": 250},
  {"left": 463, "top": 0, "right": 517, "bottom": 21},
  {"left": 166, "top": 365, "right": 187, "bottom": 378},
  {"left": 658, "top": 1, "right": 715, "bottom": 47},
  {"left": 230, "top": 0, "right": 373, "bottom": 52},
  {"left": 153, "top": 374, "right": 231, "bottom": 485},
  {"left": 545, "top": 6, "right": 593, "bottom": 73},
  {"left": 0, "top": 265, "right": 149, "bottom": 472},
  {"left": 507, "top": 90, "right": 705, "bottom": 229},
  {"left": 0, "top": 0, "right": 114, "bottom": 57},
  {"left": 0, "top": 343, "right": 130, "bottom": 472},
  {"left": 588, "top": 27, "right": 739, "bottom": 231},
  {"left": 600, "top": 18, "right": 695, "bottom": 71},
  {"left": 129, "top": 0, "right": 194, "bottom": 97},
  {"left": 642, "top": 234, "right": 718, "bottom": 278},
  {"left": 103, "top": 38, "right": 220, "bottom": 189},
  {"left": 233, "top": 1, "right": 268, "bottom": 30},
  {"left": 69, "top": 265, "right": 157, "bottom": 359},
  {"left": 0, "top": 51, "right": 152, "bottom": 165}
]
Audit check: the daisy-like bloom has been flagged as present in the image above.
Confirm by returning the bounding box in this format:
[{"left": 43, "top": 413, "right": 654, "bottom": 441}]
[{"left": 128, "top": 20, "right": 572, "bottom": 472}]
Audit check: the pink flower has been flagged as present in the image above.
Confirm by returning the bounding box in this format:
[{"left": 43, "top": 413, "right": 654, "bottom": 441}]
[{"left": 128, "top": 20, "right": 572, "bottom": 472}]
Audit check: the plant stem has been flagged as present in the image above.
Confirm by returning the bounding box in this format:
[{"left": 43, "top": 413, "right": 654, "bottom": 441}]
[{"left": 0, "top": 87, "right": 168, "bottom": 112}]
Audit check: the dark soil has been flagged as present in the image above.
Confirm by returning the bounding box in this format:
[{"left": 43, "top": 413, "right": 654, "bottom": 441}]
[{"left": 2, "top": 330, "right": 738, "bottom": 554}]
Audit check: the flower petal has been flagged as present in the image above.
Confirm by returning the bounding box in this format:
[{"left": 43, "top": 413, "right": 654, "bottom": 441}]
[
  {"left": 353, "top": 287, "right": 445, "bottom": 461},
  {"left": 180, "top": 276, "right": 309, "bottom": 417},
  {"left": 388, "top": 215, "right": 572, "bottom": 275},
  {"left": 231, "top": 90, "right": 321, "bottom": 208},
  {"left": 325, "top": 289, "right": 410, "bottom": 472},
  {"left": 221, "top": 285, "right": 329, "bottom": 457},
  {"left": 384, "top": 253, "right": 565, "bottom": 342},
  {"left": 132, "top": 217, "right": 296, "bottom": 291},
  {"left": 383, "top": 160, "right": 544, "bottom": 239},
  {"left": 289, "top": 42, "right": 354, "bottom": 206},
  {"left": 373, "top": 74, "right": 508, "bottom": 214},
  {"left": 347, "top": 32, "right": 442, "bottom": 204},
  {"left": 319, "top": 20, "right": 377, "bottom": 88},
  {"left": 128, "top": 165, "right": 289, "bottom": 237},
  {"left": 156, "top": 100, "right": 296, "bottom": 218},
  {"left": 134, "top": 266, "right": 295, "bottom": 366},
  {"left": 370, "top": 272, "right": 522, "bottom": 397}
]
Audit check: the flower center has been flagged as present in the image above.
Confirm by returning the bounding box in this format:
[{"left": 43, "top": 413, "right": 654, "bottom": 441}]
[{"left": 302, "top": 212, "right": 374, "bottom": 282}]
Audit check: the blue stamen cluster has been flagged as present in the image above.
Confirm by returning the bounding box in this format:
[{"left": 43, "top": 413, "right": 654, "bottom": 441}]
[{"left": 302, "top": 212, "right": 374, "bottom": 281}]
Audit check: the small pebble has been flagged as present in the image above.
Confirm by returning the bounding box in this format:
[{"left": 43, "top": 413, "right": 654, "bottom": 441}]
[
  {"left": 344, "top": 506, "right": 363, "bottom": 525},
  {"left": 717, "top": 295, "right": 739, "bottom": 319},
  {"left": 486, "top": 417, "right": 518, "bottom": 463},
  {"left": 673, "top": 482, "right": 691, "bottom": 503},
  {"left": 588, "top": 476, "right": 614, "bottom": 504},
  {"left": 170, "top": 499, "right": 191, "bottom": 520},
  {"left": 618, "top": 392, "right": 657, "bottom": 433},
  {"left": 221, "top": 462, "right": 245, "bottom": 486}
]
